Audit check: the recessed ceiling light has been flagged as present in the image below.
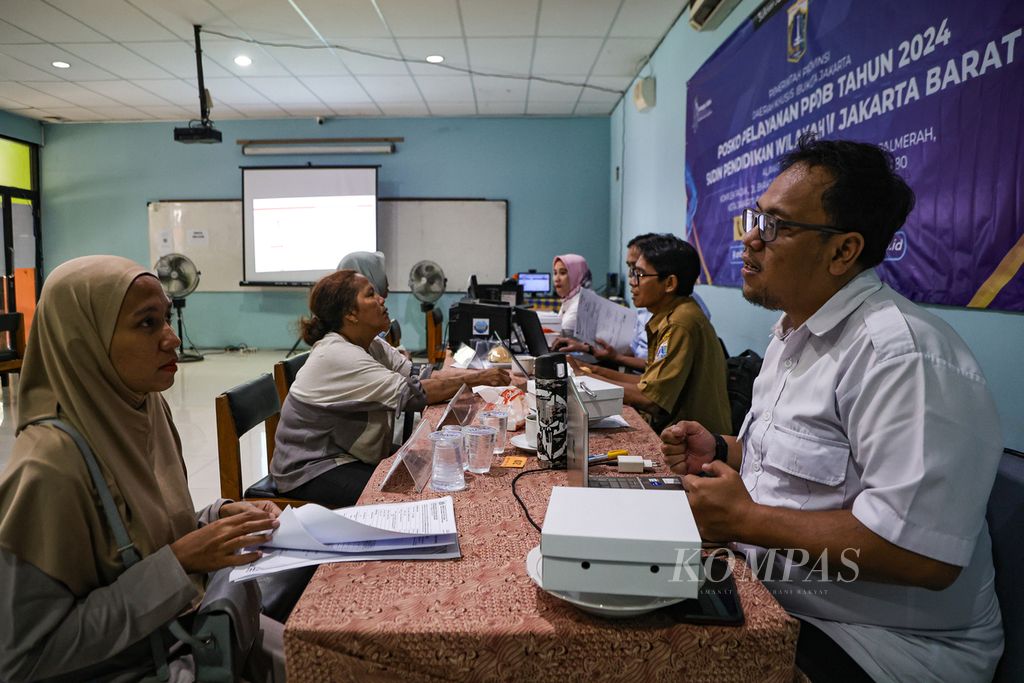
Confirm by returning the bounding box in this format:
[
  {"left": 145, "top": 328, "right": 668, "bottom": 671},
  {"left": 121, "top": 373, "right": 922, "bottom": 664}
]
[
  {"left": 425, "top": 55, "right": 444, "bottom": 64},
  {"left": 234, "top": 55, "right": 252, "bottom": 67},
  {"left": 52, "top": 60, "right": 71, "bottom": 69}
]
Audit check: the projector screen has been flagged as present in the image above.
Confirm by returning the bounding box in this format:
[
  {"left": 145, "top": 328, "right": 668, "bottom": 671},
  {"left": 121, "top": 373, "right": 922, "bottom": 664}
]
[{"left": 241, "top": 166, "right": 377, "bottom": 285}]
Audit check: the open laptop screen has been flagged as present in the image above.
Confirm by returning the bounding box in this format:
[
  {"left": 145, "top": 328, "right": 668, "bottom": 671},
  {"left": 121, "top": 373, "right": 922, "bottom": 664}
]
[
  {"left": 513, "top": 306, "right": 550, "bottom": 356},
  {"left": 566, "top": 377, "right": 589, "bottom": 487}
]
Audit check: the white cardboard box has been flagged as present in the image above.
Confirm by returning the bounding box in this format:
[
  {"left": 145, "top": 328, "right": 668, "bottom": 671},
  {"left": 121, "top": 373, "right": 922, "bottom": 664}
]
[{"left": 540, "top": 487, "right": 703, "bottom": 598}]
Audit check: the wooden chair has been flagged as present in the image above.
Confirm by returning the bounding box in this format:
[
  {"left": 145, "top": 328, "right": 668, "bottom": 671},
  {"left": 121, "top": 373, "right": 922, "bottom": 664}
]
[
  {"left": 216, "top": 373, "right": 304, "bottom": 507},
  {"left": 425, "top": 308, "right": 445, "bottom": 364},
  {"left": 272, "top": 351, "right": 310, "bottom": 405},
  {"left": 0, "top": 313, "right": 26, "bottom": 387}
]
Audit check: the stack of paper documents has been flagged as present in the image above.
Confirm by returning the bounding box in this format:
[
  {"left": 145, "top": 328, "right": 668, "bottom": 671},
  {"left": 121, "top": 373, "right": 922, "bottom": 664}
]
[{"left": 230, "top": 496, "right": 460, "bottom": 582}]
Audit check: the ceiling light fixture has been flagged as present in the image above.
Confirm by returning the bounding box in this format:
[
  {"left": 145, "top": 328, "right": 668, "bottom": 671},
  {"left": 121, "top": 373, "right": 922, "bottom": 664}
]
[
  {"left": 425, "top": 55, "right": 444, "bottom": 64},
  {"left": 237, "top": 137, "right": 403, "bottom": 156},
  {"left": 234, "top": 55, "right": 252, "bottom": 67},
  {"left": 52, "top": 60, "right": 71, "bottom": 69}
]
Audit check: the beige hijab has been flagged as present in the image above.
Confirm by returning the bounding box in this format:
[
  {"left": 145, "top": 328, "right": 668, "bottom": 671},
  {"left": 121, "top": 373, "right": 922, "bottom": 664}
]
[{"left": 0, "top": 255, "right": 197, "bottom": 596}]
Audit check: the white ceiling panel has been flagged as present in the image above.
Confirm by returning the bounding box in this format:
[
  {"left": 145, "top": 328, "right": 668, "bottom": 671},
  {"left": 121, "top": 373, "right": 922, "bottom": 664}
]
[
  {"left": 59, "top": 43, "right": 173, "bottom": 79},
  {"left": 427, "top": 102, "right": 478, "bottom": 115},
  {"left": 23, "top": 80, "right": 112, "bottom": 106},
  {"left": 574, "top": 102, "right": 613, "bottom": 114},
  {"left": 47, "top": 0, "right": 178, "bottom": 41},
  {"left": 0, "top": 19, "right": 40, "bottom": 44},
  {"left": 263, "top": 43, "right": 349, "bottom": 76},
  {"left": 36, "top": 107, "right": 108, "bottom": 120},
  {"left": 83, "top": 104, "right": 153, "bottom": 120},
  {"left": 477, "top": 100, "right": 526, "bottom": 115},
  {"left": 0, "top": 82, "right": 71, "bottom": 107},
  {"left": 610, "top": 0, "right": 684, "bottom": 37},
  {"left": 397, "top": 38, "right": 468, "bottom": 74},
  {"left": 0, "top": 50, "right": 61, "bottom": 80},
  {"left": 79, "top": 80, "right": 173, "bottom": 106},
  {"left": 377, "top": 0, "right": 461, "bottom": 38},
  {"left": 378, "top": 101, "right": 431, "bottom": 116},
  {"left": 591, "top": 37, "right": 657, "bottom": 76},
  {"left": 460, "top": 0, "right": 539, "bottom": 37},
  {"left": 0, "top": 43, "right": 114, "bottom": 79},
  {"left": 537, "top": 0, "right": 621, "bottom": 37},
  {"left": 128, "top": 42, "right": 233, "bottom": 79},
  {"left": 126, "top": 0, "right": 231, "bottom": 41},
  {"left": 415, "top": 75, "right": 474, "bottom": 102},
  {"left": 525, "top": 100, "right": 575, "bottom": 115},
  {"left": 1, "top": 1, "right": 108, "bottom": 42},
  {"left": 531, "top": 38, "right": 603, "bottom": 75},
  {"left": 0, "top": 0, "right": 682, "bottom": 121},
  {"left": 242, "top": 77, "right": 321, "bottom": 104},
  {"left": 465, "top": 37, "right": 533, "bottom": 74},
  {"left": 135, "top": 104, "right": 195, "bottom": 119},
  {"left": 299, "top": 76, "right": 373, "bottom": 104},
  {"left": 358, "top": 75, "right": 422, "bottom": 103},
  {"left": 293, "top": 0, "right": 390, "bottom": 39},
  {"left": 471, "top": 75, "right": 528, "bottom": 102},
  {"left": 198, "top": 77, "right": 272, "bottom": 105},
  {"left": 335, "top": 39, "right": 408, "bottom": 76},
  {"left": 132, "top": 78, "right": 204, "bottom": 105},
  {"left": 196, "top": 41, "right": 291, "bottom": 77},
  {"left": 207, "top": 0, "right": 316, "bottom": 41}
]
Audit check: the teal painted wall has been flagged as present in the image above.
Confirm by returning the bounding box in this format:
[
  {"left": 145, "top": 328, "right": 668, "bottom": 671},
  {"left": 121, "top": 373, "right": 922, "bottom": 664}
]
[
  {"left": 0, "top": 110, "right": 42, "bottom": 145},
  {"left": 38, "top": 116, "right": 609, "bottom": 351},
  {"left": 610, "top": 0, "right": 1024, "bottom": 449}
]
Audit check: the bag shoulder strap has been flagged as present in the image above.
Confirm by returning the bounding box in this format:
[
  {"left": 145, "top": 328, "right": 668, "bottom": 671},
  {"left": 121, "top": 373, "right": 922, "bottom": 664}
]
[{"left": 27, "top": 417, "right": 172, "bottom": 681}]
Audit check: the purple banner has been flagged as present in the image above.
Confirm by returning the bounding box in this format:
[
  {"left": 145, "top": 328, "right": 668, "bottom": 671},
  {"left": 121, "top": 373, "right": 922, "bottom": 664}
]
[{"left": 685, "top": 0, "right": 1024, "bottom": 311}]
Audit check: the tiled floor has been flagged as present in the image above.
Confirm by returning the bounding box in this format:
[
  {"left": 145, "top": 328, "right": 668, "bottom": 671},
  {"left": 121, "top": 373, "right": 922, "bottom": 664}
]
[{"left": 0, "top": 350, "right": 288, "bottom": 510}]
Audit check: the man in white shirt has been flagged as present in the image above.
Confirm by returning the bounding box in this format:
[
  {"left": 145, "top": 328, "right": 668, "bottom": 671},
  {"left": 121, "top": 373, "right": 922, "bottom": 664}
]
[{"left": 661, "top": 137, "right": 1003, "bottom": 682}]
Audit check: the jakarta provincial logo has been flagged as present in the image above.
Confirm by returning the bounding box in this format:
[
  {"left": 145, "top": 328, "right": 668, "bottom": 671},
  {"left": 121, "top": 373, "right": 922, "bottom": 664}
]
[
  {"left": 472, "top": 317, "right": 491, "bottom": 335},
  {"left": 885, "top": 230, "right": 908, "bottom": 261},
  {"left": 787, "top": 0, "right": 808, "bottom": 63}
]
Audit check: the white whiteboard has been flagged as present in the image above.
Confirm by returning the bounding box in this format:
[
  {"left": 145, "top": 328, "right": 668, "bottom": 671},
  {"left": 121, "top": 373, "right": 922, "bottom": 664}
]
[{"left": 147, "top": 198, "right": 507, "bottom": 293}]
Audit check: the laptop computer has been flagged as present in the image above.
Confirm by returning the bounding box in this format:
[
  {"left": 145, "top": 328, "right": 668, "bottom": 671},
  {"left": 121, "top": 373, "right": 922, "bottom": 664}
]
[
  {"left": 565, "top": 378, "right": 684, "bottom": 491},
  {"left": 512, "top": 306, "right": 550, "bottom": 357}
]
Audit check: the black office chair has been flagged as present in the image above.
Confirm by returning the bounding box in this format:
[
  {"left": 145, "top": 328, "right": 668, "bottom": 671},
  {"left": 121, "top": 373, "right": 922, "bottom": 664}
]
[
  {"left": 987, "top": 447, "right": 1024, "bottom": 682},
  {"left": 216, "top": 373, "right": 304, "bottom": 507}
]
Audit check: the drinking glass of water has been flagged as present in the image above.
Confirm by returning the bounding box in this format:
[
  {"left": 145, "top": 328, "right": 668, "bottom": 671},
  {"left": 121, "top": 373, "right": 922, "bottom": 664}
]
[
  {"left": 462, "top": 426, "right": 497, "bottom": 474},
  {"left": 479, "top": 409, "right": 509, "bottom": 454},
  {"left": 429, "top": 431, "right": 466, "bottom": 492}
]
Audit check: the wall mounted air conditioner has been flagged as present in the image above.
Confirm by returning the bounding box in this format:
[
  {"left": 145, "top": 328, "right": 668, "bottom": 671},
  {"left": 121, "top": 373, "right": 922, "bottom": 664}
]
[{"left": 689, "top": 0, "right": 743, "bottom": 31}]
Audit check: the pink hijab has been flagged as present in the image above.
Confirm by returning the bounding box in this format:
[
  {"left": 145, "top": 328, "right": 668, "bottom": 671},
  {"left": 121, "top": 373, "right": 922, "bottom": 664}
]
[{"left": 552, "top": 253, "right": 590, "bottom": 299}]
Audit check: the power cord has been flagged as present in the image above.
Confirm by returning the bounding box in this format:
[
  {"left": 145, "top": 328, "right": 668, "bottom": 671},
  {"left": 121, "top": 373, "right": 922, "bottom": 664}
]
[{"left": 511, "top": 466, "right": 562, "bottom": 532}]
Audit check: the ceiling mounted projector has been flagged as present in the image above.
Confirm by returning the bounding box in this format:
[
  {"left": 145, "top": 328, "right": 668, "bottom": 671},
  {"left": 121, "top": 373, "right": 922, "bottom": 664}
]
[
  {"left": 175, "top": 25, "right": 222, "bottom": 145},
  {"left": 174, "top": 124, "right": 222, "bottom": 144}
]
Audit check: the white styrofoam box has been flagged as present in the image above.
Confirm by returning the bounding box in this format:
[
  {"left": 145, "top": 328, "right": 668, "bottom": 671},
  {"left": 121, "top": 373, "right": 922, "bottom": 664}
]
[
  {"left": 540, "top": 487, "right": 703, "bottom": 598},
  {"left": 573, "top": 376, "right": 623, "bottom": 421}
]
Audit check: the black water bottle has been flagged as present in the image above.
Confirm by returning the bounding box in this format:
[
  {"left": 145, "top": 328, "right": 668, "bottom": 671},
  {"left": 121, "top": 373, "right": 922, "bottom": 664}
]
[{"left": 535, "top": 352, "right": 568, "bottom": 467}]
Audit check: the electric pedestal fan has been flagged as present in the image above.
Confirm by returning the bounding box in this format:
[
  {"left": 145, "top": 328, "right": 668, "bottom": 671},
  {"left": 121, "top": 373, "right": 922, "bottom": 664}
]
[
  {"left": 408, "top": 260, "right": 447, "bottom": 364},
  {"left": 154, "top": 253, "right": 204, "bottom": 362}
]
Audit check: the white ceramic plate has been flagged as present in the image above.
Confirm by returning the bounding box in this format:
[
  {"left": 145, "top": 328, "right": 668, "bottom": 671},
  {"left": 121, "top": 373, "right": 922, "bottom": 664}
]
[
  {"left": 510, "top": 434, "right": 537, "bottom": 452},
  {"left": 525, "top": 546, "right": 685, "bottom": 618}
]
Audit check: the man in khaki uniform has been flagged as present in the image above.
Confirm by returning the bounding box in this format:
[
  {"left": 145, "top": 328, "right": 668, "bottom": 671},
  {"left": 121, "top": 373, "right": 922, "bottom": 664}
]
[{"left": 574, "top": 235, "right": 731, "bottom": 434}]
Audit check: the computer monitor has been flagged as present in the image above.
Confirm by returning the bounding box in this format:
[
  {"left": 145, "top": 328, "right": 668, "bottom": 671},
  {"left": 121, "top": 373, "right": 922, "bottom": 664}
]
[
  {"left": 512, "top": 306, "right": 550, "bottom": 356},
  {"left": 447, "top": 301, "right": 513, "bottom": 351},
  {"left": 517, "top": 272, "right": 550, "bottom": 294},
  {"left": 473, "top": 282, "right": 523, "bottom": 306}
]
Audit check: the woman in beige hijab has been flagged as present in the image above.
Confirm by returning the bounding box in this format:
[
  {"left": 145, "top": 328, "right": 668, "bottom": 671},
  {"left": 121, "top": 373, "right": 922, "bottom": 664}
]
[{"left": 0, "top": 255, "right": 279, "bottom": 681}]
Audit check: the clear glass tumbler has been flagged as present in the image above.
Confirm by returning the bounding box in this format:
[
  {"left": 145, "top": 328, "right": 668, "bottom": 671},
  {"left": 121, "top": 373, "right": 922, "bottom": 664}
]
[
  {"left": 462, "top": 426, "right": 497, "bottom": 474},
  {"left": 428, "top": 431, "right": 466, "bottom": 492},
  {"left": 479, "top": 409, "right": 509, "bottom": 454}
]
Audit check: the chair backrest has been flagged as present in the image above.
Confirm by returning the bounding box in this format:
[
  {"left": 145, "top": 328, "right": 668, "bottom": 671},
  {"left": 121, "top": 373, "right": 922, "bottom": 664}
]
[
  {"left": 426, "top": 307, "right": 445, "bottom": 364},
  {"left": 385, "top": 319, "right": 402, "bottom": 347},
  {"left": 273, "top": 351, "right": 310, "bottom": 405},
  {"left": 0, "top": 312, "right": 26, "bottom": 374},
  {"left": 216, "top": 373, "right": 280, "bottom": 500},
  {"left": 987, "top": 447, "right": 1024, "bottom": 683}
]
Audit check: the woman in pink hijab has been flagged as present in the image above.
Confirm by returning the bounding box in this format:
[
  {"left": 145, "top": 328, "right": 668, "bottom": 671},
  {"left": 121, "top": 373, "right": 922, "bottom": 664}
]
[{"left": 551, "top": 253, "right": 591, "bottom": 336}]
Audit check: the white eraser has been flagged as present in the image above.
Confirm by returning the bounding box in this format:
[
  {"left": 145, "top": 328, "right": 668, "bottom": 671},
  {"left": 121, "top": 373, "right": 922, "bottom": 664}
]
[{"left": 617, "top": 455, "right": 645, "bottom": 473}]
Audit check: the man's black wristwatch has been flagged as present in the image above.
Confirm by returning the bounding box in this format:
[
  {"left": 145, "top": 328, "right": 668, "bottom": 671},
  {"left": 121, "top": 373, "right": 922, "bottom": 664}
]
[{"left": 712, "top": 433, "right": 729, "bottom": 464}]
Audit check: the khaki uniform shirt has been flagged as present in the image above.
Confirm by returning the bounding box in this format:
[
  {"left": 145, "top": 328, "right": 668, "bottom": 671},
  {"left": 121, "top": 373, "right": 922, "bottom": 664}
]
[{"left": 638, "top": 296, "right": 731, "bottom": 434}]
